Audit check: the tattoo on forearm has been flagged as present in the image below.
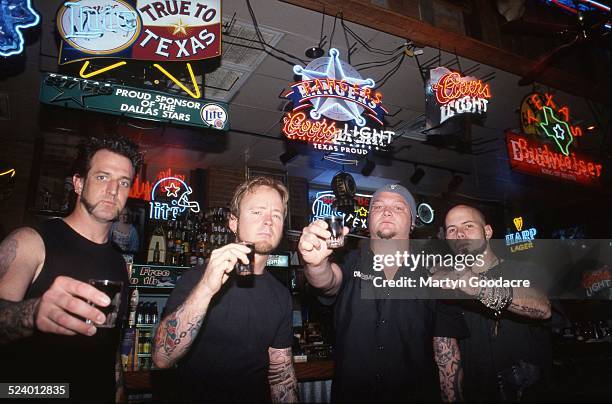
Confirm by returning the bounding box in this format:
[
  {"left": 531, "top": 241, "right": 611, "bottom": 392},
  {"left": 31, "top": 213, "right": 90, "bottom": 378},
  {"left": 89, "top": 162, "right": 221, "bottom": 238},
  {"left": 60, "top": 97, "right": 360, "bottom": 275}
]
[
  {"left": 508, "top": 300, "right": 550, "bottom": 319},
  {"left": 0, "top": 236, "right": 18, "bottom": 280},
  {"left": 268, "top": 348, "right": 298, "bottom": 403},
  {"left": 434, "top": 337, "right": 463, "bottom": 402},
  {"left": 152, "top": 305, "right": 204, "bottom": 367},
  {"left": 0, "top": 298, "right": 40, "bottom": 344}
]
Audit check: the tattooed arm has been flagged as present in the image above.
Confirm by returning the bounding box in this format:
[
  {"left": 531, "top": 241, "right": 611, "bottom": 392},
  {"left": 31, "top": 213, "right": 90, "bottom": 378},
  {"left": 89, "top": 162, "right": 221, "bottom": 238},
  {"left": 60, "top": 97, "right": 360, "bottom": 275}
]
[
  {"left": 0, "top": 228, "right": 114, "bottom": 343},
  {"left": 152, "top": 243, "right": 252, "bottom": 368},
  {"left": 151, "top": 290, "right": 211, "bottom": 368},
  {"left": 268, "top": 347, "right": 298, "bottom": 403},
  {"left": 434, "top": 337, "right": 463, "bottom": 402},
  {"left": 506, "top": 288, "right": 551, "bottom": 319}
]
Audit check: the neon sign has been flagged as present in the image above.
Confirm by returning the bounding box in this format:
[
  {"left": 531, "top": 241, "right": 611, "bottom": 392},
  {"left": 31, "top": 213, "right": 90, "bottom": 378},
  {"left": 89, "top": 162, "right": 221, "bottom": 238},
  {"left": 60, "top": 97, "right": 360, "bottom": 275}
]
[
  {"left": 56, "top": 0, "right": 221, "bottom": 64},
  {"left": 520, "top": 92, "right": 584, "bottom": 155},
  {"left": 426, "top": 67, "right": 491, "bottom": 127},
  {"left": 130, "top": 168, "right": 185, "bottom": 201},
  {"left": 505, "top": 216, "right": 537, "bottom": 253},
  {"left": 506, "top": 131, "right": 603, "bottom": 186},
  {"left": 0, "top": 0, "right": 40, "bottom": 57},
  {"left": 311, "top": 190, "right": 372, "bottom": 230},
  {"left": 283, "top": 48, "right": 393, "bottom": 164},
  {"left": 149, "top": 176, "right": 200, "bottom": 220}
]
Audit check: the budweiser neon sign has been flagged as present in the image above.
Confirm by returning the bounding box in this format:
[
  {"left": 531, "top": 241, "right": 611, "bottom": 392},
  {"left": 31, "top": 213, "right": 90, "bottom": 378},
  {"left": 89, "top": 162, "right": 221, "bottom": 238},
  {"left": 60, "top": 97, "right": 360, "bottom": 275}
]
[
  {"left": 506, "top": 131, "right": 603, "bottom": 186},
  {"left": 282, "top": 48, "right": 393, "bottom": 164}
]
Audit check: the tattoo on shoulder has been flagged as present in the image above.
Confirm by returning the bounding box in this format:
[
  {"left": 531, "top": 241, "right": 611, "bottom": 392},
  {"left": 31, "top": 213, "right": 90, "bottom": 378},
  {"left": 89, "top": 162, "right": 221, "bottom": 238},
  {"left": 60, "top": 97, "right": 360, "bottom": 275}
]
[{"left": 0, "top": 236, "right": 18, "bottom": 280}]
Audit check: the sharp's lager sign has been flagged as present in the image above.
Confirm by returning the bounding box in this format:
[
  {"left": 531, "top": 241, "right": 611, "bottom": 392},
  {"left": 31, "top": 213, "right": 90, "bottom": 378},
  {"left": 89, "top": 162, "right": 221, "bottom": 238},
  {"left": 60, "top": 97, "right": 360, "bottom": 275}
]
[
  {"left": 57, "top": 0, "right": 221, "bottom": 64},
  {"left": 39, "top": 73, "right": 229, "bottom": 129}
]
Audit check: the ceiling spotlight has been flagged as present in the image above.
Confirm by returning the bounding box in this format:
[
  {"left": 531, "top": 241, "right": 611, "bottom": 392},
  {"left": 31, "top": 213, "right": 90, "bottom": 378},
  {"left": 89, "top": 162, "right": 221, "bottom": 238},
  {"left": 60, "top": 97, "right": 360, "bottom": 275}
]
[
  {"left": 447, "top": 174, "right": 463, "bottom": 193},
  {"left": 279, "top": 148, "right": 298, "bottom": 165},
  {"left": 410, "top": 167, "right": 425, "bottom": 185},
  {"left": 361, "top": 159, "right": 375, "bottom": 177},
  {"left": 305, "top": 46, "right": 325, "bottom": 59}
]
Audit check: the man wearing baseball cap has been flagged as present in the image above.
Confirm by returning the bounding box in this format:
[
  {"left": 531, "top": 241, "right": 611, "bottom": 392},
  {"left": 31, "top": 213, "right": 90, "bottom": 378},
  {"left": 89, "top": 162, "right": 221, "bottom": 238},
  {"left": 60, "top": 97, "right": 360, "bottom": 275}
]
[{"left": 298, "top": 183, "right": 467, "bottom": 402}]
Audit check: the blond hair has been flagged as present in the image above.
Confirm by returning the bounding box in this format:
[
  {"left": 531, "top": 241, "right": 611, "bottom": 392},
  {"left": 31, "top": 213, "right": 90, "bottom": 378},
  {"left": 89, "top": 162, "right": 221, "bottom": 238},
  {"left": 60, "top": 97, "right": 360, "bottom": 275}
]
[{"left": 229, "top": 176, "right": 289, "bottom": 219}]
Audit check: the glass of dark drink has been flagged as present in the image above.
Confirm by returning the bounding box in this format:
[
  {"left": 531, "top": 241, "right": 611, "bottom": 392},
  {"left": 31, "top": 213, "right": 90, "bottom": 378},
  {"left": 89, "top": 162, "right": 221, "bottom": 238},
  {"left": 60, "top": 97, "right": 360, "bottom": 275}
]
[
  {"left": 235, "top": 242, "right": 255, "bottom": 276},
  {"left": 323, "top": 216, "right": 345, "bottom": 248},
  {"left": 86, "top": 279, "right": 123, "bottom": 328}
]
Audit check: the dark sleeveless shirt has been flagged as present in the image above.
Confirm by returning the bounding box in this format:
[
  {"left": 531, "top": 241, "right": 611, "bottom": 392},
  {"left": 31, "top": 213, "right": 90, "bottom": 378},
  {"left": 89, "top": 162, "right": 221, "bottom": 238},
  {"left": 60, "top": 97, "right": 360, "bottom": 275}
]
[{"left": 0, "top": 219, "right": 129, "bottom": 402}]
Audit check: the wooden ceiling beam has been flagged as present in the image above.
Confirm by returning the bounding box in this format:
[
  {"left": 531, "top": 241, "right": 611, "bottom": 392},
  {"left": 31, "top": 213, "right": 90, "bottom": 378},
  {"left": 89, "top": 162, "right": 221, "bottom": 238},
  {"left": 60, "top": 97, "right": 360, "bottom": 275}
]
[{"left": 281, "top": 0, "right": 608, "bottom": 105}]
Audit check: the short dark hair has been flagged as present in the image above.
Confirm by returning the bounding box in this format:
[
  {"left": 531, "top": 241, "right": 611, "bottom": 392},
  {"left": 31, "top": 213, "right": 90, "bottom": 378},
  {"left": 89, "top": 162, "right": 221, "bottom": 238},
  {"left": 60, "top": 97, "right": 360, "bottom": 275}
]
[{"left": 73, "top": 136, "right": 142, "bottom": 178}]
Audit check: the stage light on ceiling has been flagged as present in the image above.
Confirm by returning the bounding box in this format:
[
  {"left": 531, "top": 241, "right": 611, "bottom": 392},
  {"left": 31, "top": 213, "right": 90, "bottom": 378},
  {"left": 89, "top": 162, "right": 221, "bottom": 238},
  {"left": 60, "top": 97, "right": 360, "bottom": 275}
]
[
  {"left": 305, "top": 46, "right": 324, "bottom": 59},
  {"left": 279, "top": 148, "right": 298, "bottom": 165},
  {"left": 361, "top": 159, "right": 375, "bottom": 177},
  {"left": 410, "top": 167, "right": 425, "bottom": 185}
]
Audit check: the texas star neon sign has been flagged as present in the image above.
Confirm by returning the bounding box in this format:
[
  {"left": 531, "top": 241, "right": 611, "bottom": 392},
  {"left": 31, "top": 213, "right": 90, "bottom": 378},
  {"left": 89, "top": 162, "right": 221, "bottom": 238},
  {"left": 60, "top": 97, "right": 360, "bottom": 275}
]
[
  {"left": 520, "top": 92, "right": 584, "bottom": 156},
  {"left": 148, "top": 176, "right": 200, "bottom": 220},
  {"left": 0, "top": 0, "right": 40, "bottom": 57},
  {"left": 311, "top": 191, "right": 372, "bottom": 230}
]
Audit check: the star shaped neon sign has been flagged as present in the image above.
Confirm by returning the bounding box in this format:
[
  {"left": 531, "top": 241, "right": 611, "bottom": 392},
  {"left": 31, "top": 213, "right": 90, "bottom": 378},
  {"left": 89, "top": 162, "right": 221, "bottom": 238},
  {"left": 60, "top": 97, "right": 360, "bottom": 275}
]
[
  {"left": 293, "top": 48, "right": 375, "bottom": 127},
  {"left": 539, "top": 106, "right": 573, "bottom": 156},
  {"left": 164, "top": 182, "right": 180, "bottom": 197}
]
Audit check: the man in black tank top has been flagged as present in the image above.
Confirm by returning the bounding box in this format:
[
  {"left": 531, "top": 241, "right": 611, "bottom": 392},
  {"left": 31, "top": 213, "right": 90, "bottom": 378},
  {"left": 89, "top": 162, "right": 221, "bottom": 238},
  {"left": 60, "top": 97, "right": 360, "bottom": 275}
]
[{"left": 0, "top": 137, "right": 141, "bottom": 402}]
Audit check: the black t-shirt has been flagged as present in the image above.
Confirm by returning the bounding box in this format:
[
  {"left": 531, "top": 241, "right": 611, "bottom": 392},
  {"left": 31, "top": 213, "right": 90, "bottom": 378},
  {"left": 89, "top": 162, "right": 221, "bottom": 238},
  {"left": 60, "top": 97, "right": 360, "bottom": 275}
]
[
  {"left": 322, "top": 247, "right": 468, "bottom": 403},
  {"left": 163, "top": 267, "right": 293, "bottom": 402},
  {"left": 449, "top": 259, "right": 552, "bottom": 401},
  {"left": 0, "top": 219, "right": 129, "bottom": 403}
]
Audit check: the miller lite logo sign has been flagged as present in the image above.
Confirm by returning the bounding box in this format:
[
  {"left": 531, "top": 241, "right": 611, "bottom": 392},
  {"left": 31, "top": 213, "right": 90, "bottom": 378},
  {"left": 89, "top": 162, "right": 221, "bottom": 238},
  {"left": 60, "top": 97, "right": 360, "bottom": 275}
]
[{"left": 57, "top": 0, "right": 221, "bottom": 64}]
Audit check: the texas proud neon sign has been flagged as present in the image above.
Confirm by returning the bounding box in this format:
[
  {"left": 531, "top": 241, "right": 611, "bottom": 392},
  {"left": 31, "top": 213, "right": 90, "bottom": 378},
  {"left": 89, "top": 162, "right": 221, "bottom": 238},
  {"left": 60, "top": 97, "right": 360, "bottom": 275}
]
[{"left": 282, "top": 48, "right": 393, "bottom": 162}]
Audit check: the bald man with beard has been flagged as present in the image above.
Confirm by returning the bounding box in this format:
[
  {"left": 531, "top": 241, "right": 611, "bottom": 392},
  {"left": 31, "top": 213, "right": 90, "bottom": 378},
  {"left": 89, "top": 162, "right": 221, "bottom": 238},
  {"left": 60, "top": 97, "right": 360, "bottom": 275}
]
[{"left": 433, "top": 204, "right": 552, "bottom": 401}]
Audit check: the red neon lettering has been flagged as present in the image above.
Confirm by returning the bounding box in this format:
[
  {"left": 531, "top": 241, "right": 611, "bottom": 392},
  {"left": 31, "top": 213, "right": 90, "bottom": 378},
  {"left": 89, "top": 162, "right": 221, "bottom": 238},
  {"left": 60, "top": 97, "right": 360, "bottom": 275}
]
[
  {"left": 570, "top": 126, "right": 583, "bottom": 137},
  {"left": 433, "top": 72, "right": 491, "bottom": 104},
  {"left": 558, "top": 106, "right": 570, "bottom": 122},
  {"left": 507, "top": 133, "right": 602, "bottom": 184},
  {"left": 282, "top": 112, "right": 338, "bottom": 143},
  {"left": 530, "top": 94, "right": 542, "bottom": 110},
  {"left": 526, "top": 108, "right": 538, "bottom": 125},
  {"left": 544, "top": 93, "right": 557, "bottom": 109}
]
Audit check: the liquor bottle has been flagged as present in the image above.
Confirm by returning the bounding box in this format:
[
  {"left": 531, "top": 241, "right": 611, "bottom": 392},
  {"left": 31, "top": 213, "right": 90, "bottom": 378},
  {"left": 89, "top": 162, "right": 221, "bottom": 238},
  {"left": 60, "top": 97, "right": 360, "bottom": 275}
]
[
  {"left": 167, "top": 221, "right": 175, "bottom": 253},
  {"left": 136, "top": 302, "right": 143, "bottom": 325},
  {"left": 128, "top": 289, "right": 139, "bottom": 327},
  {"left": 143, "top": 302, "right": 151, "bottom": 324},
  {"left": 152, "top": 242, "right": 160, "bottom": 264},
  {"left": 151, "top": 303, "right": 159, "bottom": 324}
]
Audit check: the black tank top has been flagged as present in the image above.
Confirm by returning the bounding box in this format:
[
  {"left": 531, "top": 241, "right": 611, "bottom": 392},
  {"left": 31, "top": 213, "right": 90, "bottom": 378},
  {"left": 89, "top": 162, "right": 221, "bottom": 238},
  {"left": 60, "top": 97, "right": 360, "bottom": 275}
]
[{"left": 0, "top": 219, "right": 129, "bottom": 402}]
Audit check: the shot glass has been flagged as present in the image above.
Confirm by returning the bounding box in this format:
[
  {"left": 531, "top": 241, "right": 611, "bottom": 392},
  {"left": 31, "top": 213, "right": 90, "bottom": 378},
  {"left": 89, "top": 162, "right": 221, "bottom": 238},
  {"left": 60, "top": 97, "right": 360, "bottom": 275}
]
[
  {"left": 235, "top": 242, "right": 255, "bottom": 276},
  {"left": 86, "top": 279, "right": 123, "bottom": 328},
  {"left": 323, "top": 216, "right": 345, "bottom": 248}
]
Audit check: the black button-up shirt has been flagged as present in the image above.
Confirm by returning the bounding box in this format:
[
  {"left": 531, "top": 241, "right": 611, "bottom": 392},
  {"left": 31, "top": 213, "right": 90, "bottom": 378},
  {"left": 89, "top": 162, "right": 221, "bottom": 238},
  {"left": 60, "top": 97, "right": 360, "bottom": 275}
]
[{"left": 322, "top": 246, "right": 467, "bottom": 402}]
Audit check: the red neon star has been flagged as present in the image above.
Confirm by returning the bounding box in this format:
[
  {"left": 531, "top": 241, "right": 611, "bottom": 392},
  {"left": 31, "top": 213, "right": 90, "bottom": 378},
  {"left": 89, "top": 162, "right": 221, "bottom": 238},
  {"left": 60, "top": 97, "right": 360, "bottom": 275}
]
[{"left": 164, "top": 182, "right": 180, "bottom": 197}]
